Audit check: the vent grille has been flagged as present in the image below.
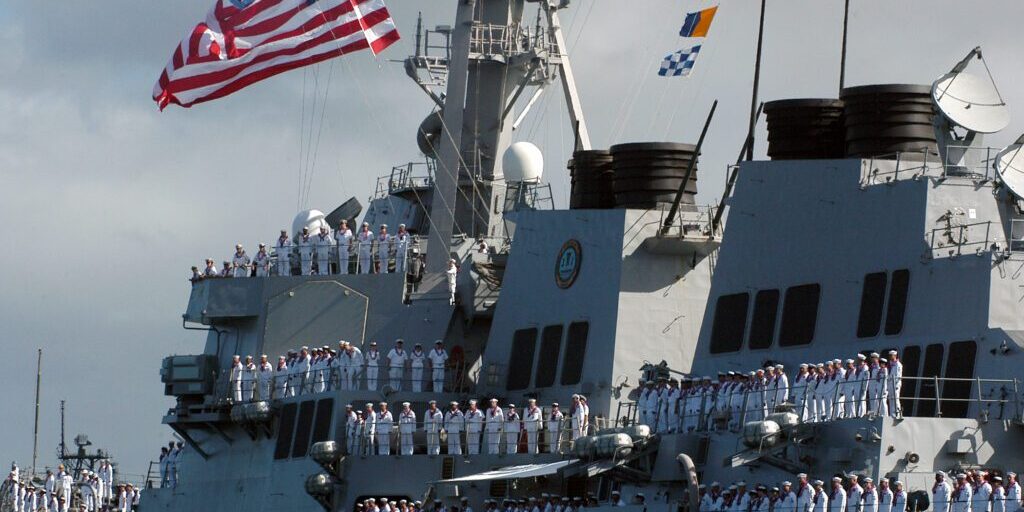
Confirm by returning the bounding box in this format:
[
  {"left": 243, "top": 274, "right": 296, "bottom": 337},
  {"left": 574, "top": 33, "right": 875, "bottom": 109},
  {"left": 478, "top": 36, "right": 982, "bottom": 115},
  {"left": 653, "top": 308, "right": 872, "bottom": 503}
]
[{"left": 442, "top": 457, "right": 455, "bottom": 480}]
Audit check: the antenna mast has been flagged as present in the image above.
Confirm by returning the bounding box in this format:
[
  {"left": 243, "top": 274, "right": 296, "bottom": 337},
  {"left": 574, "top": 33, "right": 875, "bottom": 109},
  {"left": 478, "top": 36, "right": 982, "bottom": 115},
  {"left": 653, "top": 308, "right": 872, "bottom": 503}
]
[
  {"left": 744, "top": 0, "right": 767, "bottom": 161},
  {"left": 31, "top": 348, "right": 42, "bottom": 478},
  {"left": 839, "top": 0, "right": 850, "bottom": 92}
]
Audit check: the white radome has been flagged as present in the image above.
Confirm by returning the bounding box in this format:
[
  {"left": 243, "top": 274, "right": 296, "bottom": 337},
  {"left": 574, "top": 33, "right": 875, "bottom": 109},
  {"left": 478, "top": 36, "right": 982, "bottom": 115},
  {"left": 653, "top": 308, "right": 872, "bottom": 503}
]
[
  {"left": 292, "top": 209, "right": 329, "bottom": 237},
  {"left": 502, "top": 142, "right": 544, "bottom": 184}
]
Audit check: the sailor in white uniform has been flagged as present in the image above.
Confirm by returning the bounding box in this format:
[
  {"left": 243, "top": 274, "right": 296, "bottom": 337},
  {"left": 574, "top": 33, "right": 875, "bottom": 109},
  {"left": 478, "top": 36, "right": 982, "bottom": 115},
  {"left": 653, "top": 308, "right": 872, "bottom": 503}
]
[
  {"left": 812, "top": 481, "right": 829, "bottom": 512},
  {"left": 274, "top": 356, "right": 289, "bottom": 398},
  {"left": 428, "top": 341, "right": 449, "bottom": 392},
  {"left": 409, "top": 343, "right": 427, "bottom": 392},
  {"left": 829, "top": 478, "right": 846, "bottom": 512},
  {"left": 395, "top": 224, "right": 411, "bottom": 273},
  {"left": 362, "top": 404, "right": 377, "bottom": 455},
  {"left": 232, "top": 244, "right": 250, "bottom": 277},
  {"left": 376, "top": 224, "right": 392, "bottom": 274},
  {"left": 878, "top": 479, "right": 894, "bottom": 512},
  {"left": 523, "top": 399, "right": 543, "bottom": 454},
  {"left": 504, "top": 404, "right": 521, "bottom": 454},
  {"left": 364, "top": 342, "right": 381, "bottom": 390},
  {"left": 465, "top": 400, "right": 484, "bottom": 455},
  {"left": 446, "top": 259, "right": 459, "bottom": 305},
  {"left": 1006, "top": 473, "right": 1022, "bottom": 511},
  {"left": 229, "top": 355, "right": 244, "bottom": 402},
  {"left": 256, "top": 354, "right": 274, "bottom": 400},
  {"left": 398, "top": 402, "right": 417, "bottom": 456},
  {"left": 335, "top": 220, "right": 353, "bottom": 275},
  {"left": 346, "top": 342, "right": 364, "bottom": 390},
  {"left": 342, "top": 405, "right": 358, "bottom": 453},
  {"left": 570, "top": 395, "right": 586, "bottom": 440},
  {"left": 444, "top": 401, "right": 465, "bottom": 455},
  {"left": 867, "top": 353, "right": 888, "bottom": 416},
  {"left": 423, "top": 401, "right": 443, "bottom": 455},
  {"left": 848, "top": 475, "right": 864, "bottom": 512},
  {"left": 863, "top": 478, "right": 879, "bottom": 512},
  {"left": 795, "top": 473, "right": 814, "bottom": 512},
  {"left": 793, "top": 365, "right": 811, "bottom": 421},
  {"left": 242, "top": 355, "right": 257, "bottom": 401},
  {"left": 951, "top": 474, "right": 972, "bottom": 512},
  {"left": 780, "top": 481, "right": 798, "bottom": 512},
  {"left": 252, "top": 243, "right": 271, "bottom": 277},
  {"left": 485, "top": 399, "right": 504, "bottom": 455},
  {"left": 892, "top": 482, "right": 907, "bottom": 512},
  {"left": 991, "top": 477, "right": 1007, "bottom": 512},
  {"left": 274, "top": 230, "right": 292, "bottom": 276},
  {"left": 933, "top": 472, "right": 953, "bottom": 512},
  {"left": 973, "top": 473, "right": 993, "bottom": 512},
  {"left": 887, "top": 350, "right": 903, "bottom": 417},
  {"left": 357, "top": 223, "right": 374, "bottom": 274},
  {"left": 376, "top": 402, "right": 394, "bottom": 456},
  {"left": 293, "top": 346, "right": 312, "bottom": 395},
  {"left": 386, "top": 340, "right": 408, "bottom": 391},
  {"left": 297, "top": 227, "right": 314, "bottom": 275},
  {"left": 547, "top": 403, "right": 564, "bottom": 453},
  {"left": 313, "top": 226, "right": 335, "bottom": 275}
]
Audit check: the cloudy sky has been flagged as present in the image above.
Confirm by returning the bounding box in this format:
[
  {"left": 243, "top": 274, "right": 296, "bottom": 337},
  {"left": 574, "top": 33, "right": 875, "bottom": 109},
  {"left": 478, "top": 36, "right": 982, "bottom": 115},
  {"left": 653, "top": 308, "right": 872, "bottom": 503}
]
[{"left": 1, "top": 0, "right": 1022, "bottom": 479}]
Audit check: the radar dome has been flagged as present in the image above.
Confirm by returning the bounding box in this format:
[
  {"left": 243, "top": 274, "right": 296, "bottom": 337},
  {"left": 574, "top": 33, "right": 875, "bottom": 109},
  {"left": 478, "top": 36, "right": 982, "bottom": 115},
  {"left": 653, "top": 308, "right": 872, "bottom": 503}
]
[
  {"left": 292, "top": 209, "right": 329, "bottom": 237},
  {"left": 503, "top": 142, "right": 544, "bottom": 184}
]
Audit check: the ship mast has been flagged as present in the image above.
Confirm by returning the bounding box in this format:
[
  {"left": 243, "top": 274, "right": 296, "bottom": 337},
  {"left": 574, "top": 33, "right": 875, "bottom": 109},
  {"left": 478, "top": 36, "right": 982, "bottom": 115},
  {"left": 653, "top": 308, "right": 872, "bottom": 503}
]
[{"left": 409, "top": 0, "right": 591, "bottom": 272}]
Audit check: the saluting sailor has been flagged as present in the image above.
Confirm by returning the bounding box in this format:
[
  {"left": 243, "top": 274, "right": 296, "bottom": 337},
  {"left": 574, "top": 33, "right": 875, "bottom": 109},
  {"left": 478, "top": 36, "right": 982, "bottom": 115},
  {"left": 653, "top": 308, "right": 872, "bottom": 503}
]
[{"left": 275, "top": 230, "right": 292, "bottom": 276}]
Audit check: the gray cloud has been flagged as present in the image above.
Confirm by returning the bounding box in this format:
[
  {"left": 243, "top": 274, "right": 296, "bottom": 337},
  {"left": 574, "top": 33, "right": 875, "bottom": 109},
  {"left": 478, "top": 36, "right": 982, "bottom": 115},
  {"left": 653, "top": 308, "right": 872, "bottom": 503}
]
[{"left": 1, "top": 0, "right": 1021, "bottom": 478}]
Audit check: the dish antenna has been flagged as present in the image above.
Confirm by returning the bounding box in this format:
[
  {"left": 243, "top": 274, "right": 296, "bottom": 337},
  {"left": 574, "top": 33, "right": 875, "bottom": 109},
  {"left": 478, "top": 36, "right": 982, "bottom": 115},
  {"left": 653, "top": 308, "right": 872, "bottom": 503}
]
[
  {"left": 932, "top": 47, "right": 1010, "bottom": 134},
  {"left": 995, "top": 134, "right": 1024, "bottom": 199}
]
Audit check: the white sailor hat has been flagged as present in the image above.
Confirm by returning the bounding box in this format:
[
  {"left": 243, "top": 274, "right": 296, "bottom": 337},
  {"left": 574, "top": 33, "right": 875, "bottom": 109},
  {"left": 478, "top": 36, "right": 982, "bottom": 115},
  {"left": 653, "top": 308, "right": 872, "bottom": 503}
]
[
  {"left": 736, "top": 481, "right": 747, "bottom": 486},
  {"left": 489, "top": 397, "right": 499, "bottom": 403},
  {"left": 236, "top": 243, "right": 243, "bottom": 249},
  {"left": 895, "top": 481, "right": 904, "bottom": 486},
  {"left": 813, "top": 480, "right": 824, "bottom": 486},
  {"left": 365, "top": 403, "right": 374, "bottom": 408},
  {"left": 993, "top": 476, "right": 1004, "bottom": 483},
  {"left": 728, "top": 485, "right": 738, "bottom": 491},
  {"left": 870, "top": 352, "right": 880, "bottom": 358},
  {"left": 369, "top": 341, "right": 377, "bottom": 346},
  {"left": 395, "top": 339, "right": 404, "bottom": 344},
  {"left": 799, "top": 363, "right": 808, "bottom": 368},
  {"left": 703, "top": 376, "right": 712, "bottom": 381},
  {"left": 301, "top": 345, "right": 309, "bottom": 350},
  {"left": 450, "top": 401, "right": 458, "bottom": 406},
  {"left": 764, "top": 366, "right": 774, "bottom": 372},
  {"left": 863, "top": 477, "right": 873, "bottom": 483},
  {"left": 888, "top": 350, "right": 898, "bottom": 355},
  {"left": 281, "top": 229, "right": 288, "bottom": 233},
  {"left": 258, "top": 242, "right": 265, "bottom": 247},
  {"left": 362, "top": 222, "right": 370, "bottom": 226},
  {"left": 402, "top": 402, "right": 410, "bottom": 407},
  {"left": 797, "top": 473, "right": 807, "bottom": 479},
  {"left": 832, "top": 477, "right": 843, "bottom": 482},
  {"left": 1009, "top": 472, "right": 1017, "bottom": 477},
  {"left": 429, "top": 400, "right": 437, "bottom": 405},
  {"left": 435, "top": 340, "right": 444, "bottom": 344},
  {"left": 833, "top": 359, "right": 842, "bottom": 364},
  {"left": 552, "top": 402, "right": 560, "bottom": 407},
  {"left": 727, "top": 371, "right": 736, "bottom": 376},
  {"left": 936, "top": 471, "right": 947, "bottom": 477},
  {"left": 345, "top": 404, "right": 353, "bottom": 408},
  {"left": 711, "top": 482, "right": 720, "bottom": 487},
  {"left": 957, "top": 474, "right": 967, "bottom": 479},
  {"left": 857, "top": 354, "right": 867, "bottom": 360},
  {"left": 380, "top": 224, "right": 388, "bottom": 228},
  {"left": 528, "top": 398, "right": 537, "bottom": 402},
  {"left": 845, "top": 358, "right": 854, "bottom": 364},
  {"left": 379, "top": 401, "right": 388, "bottom": 406},
  {"left": 508, "top": 404, "right": 516, "bottom": 408},
  {"left": 469, "top": 399, "right": 478, "bottom": 404},
  {"left": 399, "top": 223, "right": 406, "bottom": 228},
  {"left": 817, "top": 363, "right": 825, "bottom": 368},
  {"left": 636, "top": 493, "right": 645, "bottom": 498},
  {"left": 609, "top": 491, "right": 619, "bottom": 496},
  {"left": 782, "top": 481, "right": 792, "bottom": 487},
  {"left": 775, "top": 364, "right": 784, "bottom": 369}
]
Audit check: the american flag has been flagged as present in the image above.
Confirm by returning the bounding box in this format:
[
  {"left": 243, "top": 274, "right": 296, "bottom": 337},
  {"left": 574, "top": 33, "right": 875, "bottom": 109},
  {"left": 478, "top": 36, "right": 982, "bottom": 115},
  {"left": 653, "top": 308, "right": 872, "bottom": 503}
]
[{"left": 153, "top": 0, "right": 400, "bottom": 110}]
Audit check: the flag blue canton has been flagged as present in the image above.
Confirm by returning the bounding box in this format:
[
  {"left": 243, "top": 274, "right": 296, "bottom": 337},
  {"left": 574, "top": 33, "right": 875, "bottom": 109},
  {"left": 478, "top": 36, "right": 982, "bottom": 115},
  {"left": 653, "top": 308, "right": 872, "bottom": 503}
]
[{"left": 659, "top": 45, "right": 702, "bottom": 77}]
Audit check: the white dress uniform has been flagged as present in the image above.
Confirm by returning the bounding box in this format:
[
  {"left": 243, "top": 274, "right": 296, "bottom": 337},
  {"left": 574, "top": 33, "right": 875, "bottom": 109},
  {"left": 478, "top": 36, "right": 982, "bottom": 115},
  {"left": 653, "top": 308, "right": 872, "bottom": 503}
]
[
  {"left": 446, "top": 263, "right": 458, "bottom": 305},
  {"left": 394, "top": 230, "right": 410, "bottom": 272},
  {"left": 843, "top": 368, "right": 860, "bottom": 418},
  {"left": 377, "top": 233, "right": 392, "bottom": 273},
  {"left": 992, "top": 486, "right": 1006, "bottom": 512},
  {"left": 523, "top": 403, "right": 543, "bottom": 454},
  {"left": 793, "top": 371, "right": 810, "bottom": 420},
  {"left": 504, "top": 408, "right": 521, "bottom": 454},
  {"left": 878, "top": 488, "right": 894, "bottom": 512},
  {"left": 813, "top": 490, "right": 830, "bottom": 512},
  {"left": 465, "top": 407, "right": 484, "bottom": 454},
  {"left": 357, "top": 229, "right": 373, "bottom": 274},
  {"left": 398, "top": 409, "right": 417, "bottom": 455},
  {"left": 365, "top": 348, "right": 381, "bottom": 390},
  {"left": 856, "top": 363, "right": 871, "bottom": 416},
  {"left": 444, "top": 408, "right": 465, "bottom": 455},
  {"left": 797, "top": 483, "right": 814, "bottom": 512},
  {"left": 1006, "top": 480, "right": 1022, "bottom": 511},
  {"left": 98, "top": 464, "right": 113, "bottom": 501},
  {"left": 254, "top": 249, "right": 271, "bottom": 277},
  {"left": 863, "top": 487, "right": 879, "bottom": 512},
  {"left": 409, "top": 348, "right": 426, "bottom": 392},
  {"left": 275, "top": 236, "right": 292, "bottom": 276},
  {"left": 892, "top": 490, "right": 907, "bottom": 512},
  {"left": 428, "top": 346, "right": 448, "bottom": 392},
  {"left": 335, "top": 227, "right": 353, "bottom": 274},
  {"left": 232, "top": 250, "right": 250, "bottom": 277},
  {"left": 242, "top": 361, "right": 257, "bottom": 401},
  {"left": 849, "top": 483, "right": 864, "bottom": 512},
  {"left": 973, "top": 482, "right": 992, "bottom": 512},
  {"left": 829, "top": 485, "right": 847, "bottom": 512},
  {"left": 888, "top": 358, "right": 903, "bottom": 417},
  {"left": 312, "top": 355, "right": 329, "bottom": 393},
  {"left": 362, "top": 408, "right": 376, "bottom": 455},
  {"left": 933, "top": 480, "right": 953, "bottom": 512},
  {"left": 229, "top": 359, "right": 244, "bottom": 402},
  {"left": 376, "top": 409, "right": 394, "bottom": 455},
  {"left": 347, "top": 348, "right": 363, "bottom": 390},
  {"left": 257, "top": 361, "right": 273, "bottom": 400},
  {"left": 868, "top": 364, "right": 889, "bottom": 416},
  {"left": 313, "top": 231, "right": 335, "bottom": 275},
  {"left": 424, "top": 407, "right": 443, "bottom": 455},
  {"left": 59, "top": 471, "right": 72, "bottom": 511},
  {"left": 547, "top": 408, "right": 565, "bottom": 453},
  {"left": 386, "top": 346, "right": 408, "bottom": 391},
  {"left": 344, "top": 408, "right": 359, "bottom": 454},
  {"left": 274, "top": 361, "right": 289, "bottom": 398},
  {"left": 298, "top": 233, "right": 314, "bottom": 275},
  {"left": 775, "top": 371, "right": 790, "bottom": 407},
  {"left": 733, "top": 490, "right": 751, "bottom": 512},
  {"left": 638, "top": 387, "right": 655, "bottom": 427},
  {"left": 571, "top": 402, "right": 588, "bottom": 440},
  {"left": 293, "top": 353, "right": 311, "bottom": 394},
  {"left": 485, "top": 406, "right": 505, "bottom": 454},
  {"left": 951, "top": 483, "right": 972, "bottom": 512}
]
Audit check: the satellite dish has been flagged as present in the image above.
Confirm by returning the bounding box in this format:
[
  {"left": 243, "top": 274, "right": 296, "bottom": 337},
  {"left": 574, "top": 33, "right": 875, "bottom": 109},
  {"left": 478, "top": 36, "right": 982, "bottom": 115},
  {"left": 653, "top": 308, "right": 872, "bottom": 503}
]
[
  {"left": 932, "top": 72, "right": 1010, "bottom": 134},
  {"left": 995, "top": 137, "right": 1024, "bottom": 198}
]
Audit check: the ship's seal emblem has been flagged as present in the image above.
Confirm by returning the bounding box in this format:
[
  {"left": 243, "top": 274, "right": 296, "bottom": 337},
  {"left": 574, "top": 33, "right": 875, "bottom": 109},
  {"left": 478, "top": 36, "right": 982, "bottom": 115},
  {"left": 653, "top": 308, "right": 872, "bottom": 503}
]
[{"left": 555, "top": 239, "right": 582, "bottom": 289}]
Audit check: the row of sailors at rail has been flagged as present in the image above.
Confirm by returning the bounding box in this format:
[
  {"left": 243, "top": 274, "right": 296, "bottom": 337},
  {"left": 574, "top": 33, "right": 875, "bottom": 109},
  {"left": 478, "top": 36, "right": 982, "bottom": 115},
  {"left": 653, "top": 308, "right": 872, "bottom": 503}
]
[
  {"left": 229, "top": 339, "right": 452, "bottom": 402},
  {"left": 342, "top": 396, "right": 590, "bottom": 456},
  {"left": 356, "top": 493, "right": 633, "bottom": 512},
  {"left": 696, "top": 472, "right": 1023, "bottom": 512},
  {"left": 638, "top": 351, "right": 904, "bottom": 433},
  {"left": 2, "top": 464, "right": 135, "bottom": 512}
]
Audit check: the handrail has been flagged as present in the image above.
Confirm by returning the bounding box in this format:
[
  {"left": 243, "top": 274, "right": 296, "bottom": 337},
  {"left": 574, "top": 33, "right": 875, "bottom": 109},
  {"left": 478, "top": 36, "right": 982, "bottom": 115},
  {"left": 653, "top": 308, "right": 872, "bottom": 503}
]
[
  {"left": 862, "top": 145, "right": 999, "bottom": 187},
  {"left": 928, "top": 220, "right": 998, "bottom": 258}
]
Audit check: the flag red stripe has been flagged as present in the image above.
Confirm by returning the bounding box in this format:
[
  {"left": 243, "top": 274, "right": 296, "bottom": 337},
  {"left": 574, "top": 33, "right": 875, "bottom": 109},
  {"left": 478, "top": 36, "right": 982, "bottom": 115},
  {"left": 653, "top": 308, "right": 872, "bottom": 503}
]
[{"left": 164, "top": 6, "right": 390, "bottom": 94}]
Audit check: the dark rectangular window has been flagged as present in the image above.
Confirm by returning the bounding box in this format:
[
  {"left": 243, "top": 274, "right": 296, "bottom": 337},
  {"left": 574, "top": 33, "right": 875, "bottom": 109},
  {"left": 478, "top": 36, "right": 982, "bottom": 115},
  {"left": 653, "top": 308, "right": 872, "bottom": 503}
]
[
  {"left": 274, "top": 403, "right": 298, "bottom": 460},
  {"left": 291, "top": 400, "right": 317, "bottom": 458},
  {"left": 535, "top": 325, "right": 563, "bottom": 388},
  {"left": 857, "top": 272, "right": 888, "bottom": 338},
  {"left": 311, "top": 398, "right": 335, "bottom": 444},
  {"left": 900, "top": 346, "right": 921, "bottom": 417},
  {"left": 884, "top": 270, "right": 910, "bottom": 335},
  {"left": 561, "top": 322, "right": 589, "bottom": 386},
  {"left": 748, "top": 290, "right": 779, "bottom": 350},
  {"left": 915, "top": 344, "right": 945, "bottom": 417},
  {"left": 709, "top": 293, "right": 749, "bottom": 354},
  {"left": 506, "top": 328, "right": 538, "bottom": 391},
  {"left": 779, "top": 284, "right": 821, "bottom": 346},
  {"left": 941, "top": 341, "right": 977, "bottom": 418}
]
